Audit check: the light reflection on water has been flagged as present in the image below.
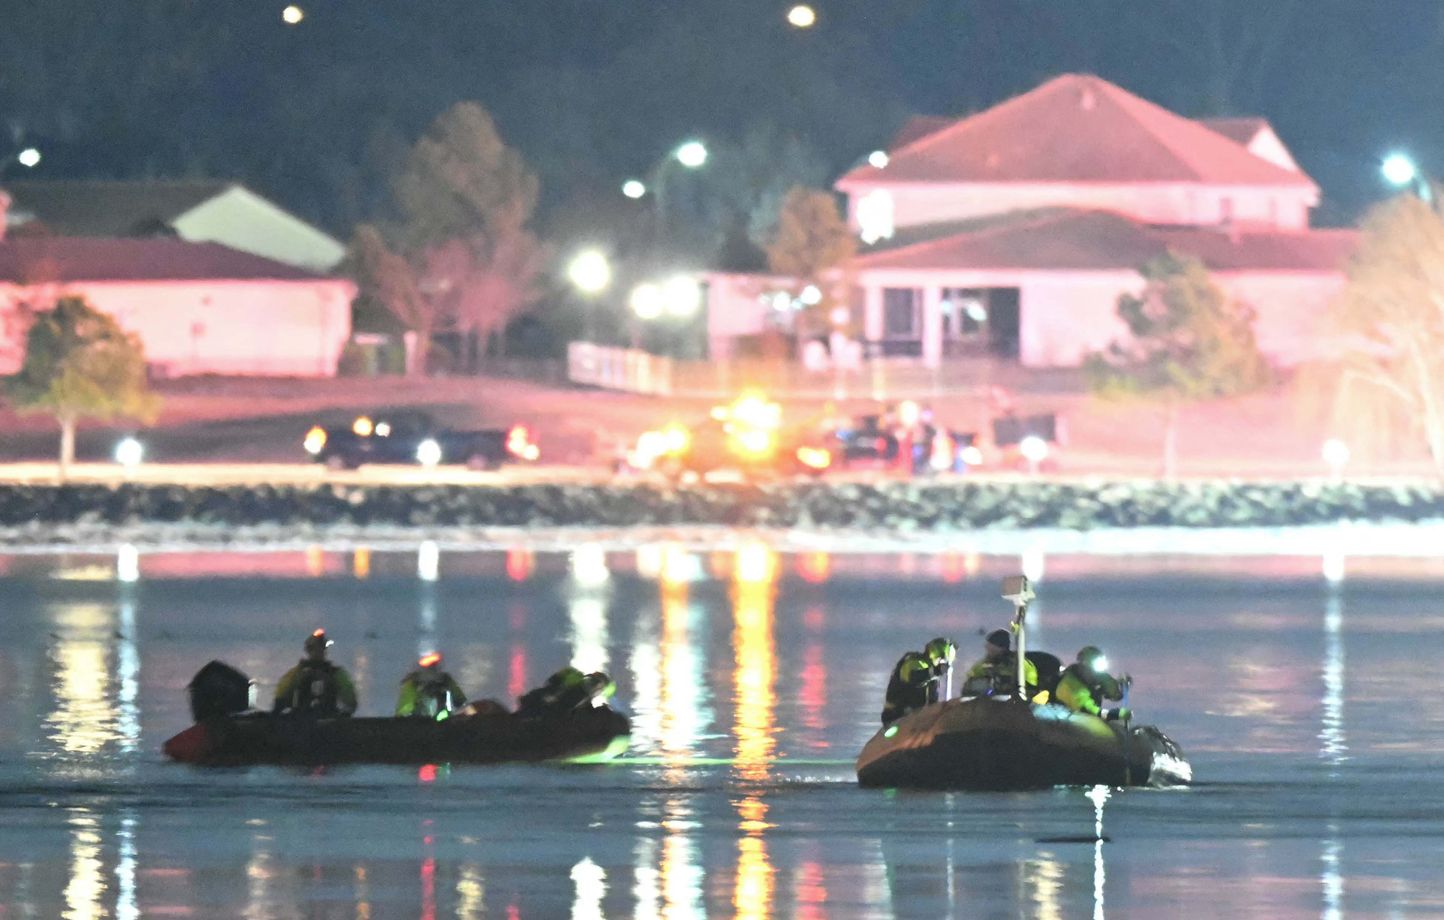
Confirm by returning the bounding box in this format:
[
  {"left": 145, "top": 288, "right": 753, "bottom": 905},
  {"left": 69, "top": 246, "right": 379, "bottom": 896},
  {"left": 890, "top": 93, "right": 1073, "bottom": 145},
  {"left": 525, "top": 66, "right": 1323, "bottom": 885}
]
[{"left": 5, "top": 543, "right": 1444, "bottom": 916}]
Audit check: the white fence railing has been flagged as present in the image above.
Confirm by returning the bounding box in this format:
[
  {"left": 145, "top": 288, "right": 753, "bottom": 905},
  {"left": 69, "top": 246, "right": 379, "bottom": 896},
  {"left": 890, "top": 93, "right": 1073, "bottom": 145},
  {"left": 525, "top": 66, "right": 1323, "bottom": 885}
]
[{"left": 566, "top": 342, "right": 674, "bottom": 395}]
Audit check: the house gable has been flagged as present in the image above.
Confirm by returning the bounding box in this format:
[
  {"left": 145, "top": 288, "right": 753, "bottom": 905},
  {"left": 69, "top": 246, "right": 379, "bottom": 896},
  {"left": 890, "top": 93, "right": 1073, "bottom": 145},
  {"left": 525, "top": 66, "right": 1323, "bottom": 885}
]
[{"left": 173, "top": 185, "right": 346, "bottom": 272}]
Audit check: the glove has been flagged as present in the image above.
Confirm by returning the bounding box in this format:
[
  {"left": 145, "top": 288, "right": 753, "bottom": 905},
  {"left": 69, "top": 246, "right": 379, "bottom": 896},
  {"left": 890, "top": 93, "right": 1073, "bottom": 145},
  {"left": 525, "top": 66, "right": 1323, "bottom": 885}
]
[{"left": 1105, "top": 707, "right": 1131, "bottom": 722}]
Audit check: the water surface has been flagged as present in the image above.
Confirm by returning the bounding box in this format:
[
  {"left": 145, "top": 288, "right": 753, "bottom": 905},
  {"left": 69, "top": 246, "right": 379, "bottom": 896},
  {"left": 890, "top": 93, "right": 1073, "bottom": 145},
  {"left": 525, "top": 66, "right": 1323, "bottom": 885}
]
[{"left": 2, "top": 544, "right": 1443, "bottom": 917}]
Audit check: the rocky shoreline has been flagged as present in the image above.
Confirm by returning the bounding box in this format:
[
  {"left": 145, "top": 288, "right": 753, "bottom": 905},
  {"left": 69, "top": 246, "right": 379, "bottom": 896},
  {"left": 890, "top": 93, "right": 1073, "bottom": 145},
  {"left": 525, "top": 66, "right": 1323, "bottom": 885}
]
[{"left": 2, "top": 479, "right": 1442, "bottom": 549}]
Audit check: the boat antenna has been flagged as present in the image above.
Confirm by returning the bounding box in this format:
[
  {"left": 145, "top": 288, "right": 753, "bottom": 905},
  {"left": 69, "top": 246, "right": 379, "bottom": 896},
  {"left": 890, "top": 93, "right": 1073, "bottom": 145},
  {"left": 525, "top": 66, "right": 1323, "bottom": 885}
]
[{"left": 1001, "top": 575, "right": 1035, "bottom": 701}]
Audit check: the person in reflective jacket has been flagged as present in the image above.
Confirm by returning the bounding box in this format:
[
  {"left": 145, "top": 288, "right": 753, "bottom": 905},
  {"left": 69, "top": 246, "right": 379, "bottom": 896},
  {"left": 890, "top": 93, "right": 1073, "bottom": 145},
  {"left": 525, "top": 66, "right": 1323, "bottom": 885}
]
[
  {"left": 395, "top": 652, "right": 468, "bottom": 720},
  {"left": 273, "top": 629, "right": 358, "bottom": 716},
  {"left": 962, "top": 628, "right": 1038, "bottom": 697},
  {"left": 517, "top": 667, "right": 616, "bottom": 715},
  {"left": 1055, "top": 646, "right": 1130, "bottom": 720},
  {"left": 880, "top": 638, "right": 954, "bottom": 726}
]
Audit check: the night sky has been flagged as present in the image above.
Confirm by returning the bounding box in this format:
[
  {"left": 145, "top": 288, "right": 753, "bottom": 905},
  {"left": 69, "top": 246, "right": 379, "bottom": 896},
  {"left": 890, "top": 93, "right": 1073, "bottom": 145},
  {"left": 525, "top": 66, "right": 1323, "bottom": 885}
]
[{"left": 2, "top": 1, "right": 1439, "bottom": 238}]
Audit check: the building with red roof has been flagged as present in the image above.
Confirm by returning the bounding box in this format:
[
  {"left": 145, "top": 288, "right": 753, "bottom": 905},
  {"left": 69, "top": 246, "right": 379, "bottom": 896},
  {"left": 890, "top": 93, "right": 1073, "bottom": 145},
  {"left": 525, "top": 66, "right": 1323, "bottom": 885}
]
[
  {"left": 0, "top": 232, "right": 354, "bottom": 377},
  {"left": 706, "top": 73, "right": 1356, "bottom": 368}
]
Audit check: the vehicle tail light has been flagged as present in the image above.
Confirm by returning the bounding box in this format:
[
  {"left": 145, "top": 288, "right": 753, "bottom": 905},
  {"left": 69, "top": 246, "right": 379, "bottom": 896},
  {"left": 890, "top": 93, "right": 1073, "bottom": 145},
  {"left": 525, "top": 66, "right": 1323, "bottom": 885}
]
[{"left": 797, "top": 446, "right": 832, "bottom": 470}]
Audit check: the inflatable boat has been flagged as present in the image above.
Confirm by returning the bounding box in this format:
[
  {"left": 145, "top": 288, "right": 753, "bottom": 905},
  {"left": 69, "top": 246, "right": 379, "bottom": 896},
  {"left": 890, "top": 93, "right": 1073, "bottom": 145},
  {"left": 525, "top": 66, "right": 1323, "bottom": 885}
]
[
  {"left": 854, "top": 695, "right": 1189, "bottom": 790},
  {"left": 163, "top": 660, "right": 630, "bottom": 767}
]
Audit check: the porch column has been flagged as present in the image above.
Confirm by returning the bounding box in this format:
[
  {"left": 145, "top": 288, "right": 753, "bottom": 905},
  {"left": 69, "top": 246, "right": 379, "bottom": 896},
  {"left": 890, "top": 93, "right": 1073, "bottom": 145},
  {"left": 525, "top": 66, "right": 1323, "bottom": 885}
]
[
  {"left": 921, "top": 286, "right": 943, "bottom": 368},
  {"left": 863, "top": 285, "right": 884, "bottom": 344}
]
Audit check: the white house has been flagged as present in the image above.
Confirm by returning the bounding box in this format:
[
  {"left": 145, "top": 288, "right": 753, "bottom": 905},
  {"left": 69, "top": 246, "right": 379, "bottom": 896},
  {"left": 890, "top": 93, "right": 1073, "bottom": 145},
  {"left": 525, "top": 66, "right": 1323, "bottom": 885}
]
[
  {"left": 705, "top": 73, "right": 1357, "bottom": 368},
  {"left": 2, "top": 180, "right": 346, "bottom": 272},
  {"left": 0, "top": 234, "right": 354, "bottom": 377}
]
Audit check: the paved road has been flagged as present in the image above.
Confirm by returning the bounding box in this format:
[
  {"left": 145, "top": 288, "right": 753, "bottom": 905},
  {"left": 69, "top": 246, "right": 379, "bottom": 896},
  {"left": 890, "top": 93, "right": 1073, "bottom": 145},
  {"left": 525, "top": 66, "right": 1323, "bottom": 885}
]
[{"left": 0, "top": 462, "right": 621, "bottom": 487}]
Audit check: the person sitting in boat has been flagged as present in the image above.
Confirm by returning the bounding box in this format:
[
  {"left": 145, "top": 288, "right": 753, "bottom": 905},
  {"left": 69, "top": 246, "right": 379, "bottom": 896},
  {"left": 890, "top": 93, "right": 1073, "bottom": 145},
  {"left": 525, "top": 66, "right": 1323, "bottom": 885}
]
[
  {"left": 1055, "top": 646, "right": 1131, "bottom": 721},
  {"left": 273, "top": 629, "right": 358, "bottom": 717},
  {"left": 395, "top": 652, "right": 468, "bottom": 720},
  {"left": 879, "top": 638, "right": 954, "bottom": 725},
  {"left": 961, "top": 628, "right": 1039, "bottom": 698},
  {"left": 517, "top": 667, "right": 616, "bottom": 716}
]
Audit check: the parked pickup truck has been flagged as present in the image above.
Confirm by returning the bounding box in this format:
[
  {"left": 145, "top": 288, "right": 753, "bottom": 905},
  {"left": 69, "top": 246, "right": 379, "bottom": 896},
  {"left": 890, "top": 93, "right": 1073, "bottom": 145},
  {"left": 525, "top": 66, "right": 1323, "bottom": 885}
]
[{"left": 302, "top": 410, "right": 539, "bottom": 470}]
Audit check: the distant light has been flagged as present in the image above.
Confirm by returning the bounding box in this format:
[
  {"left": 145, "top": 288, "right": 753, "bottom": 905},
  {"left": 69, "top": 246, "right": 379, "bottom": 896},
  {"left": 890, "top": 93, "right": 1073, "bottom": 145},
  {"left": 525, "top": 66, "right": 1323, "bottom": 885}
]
[
  {"left": 622, "top": 179, "right": 647, "bottom": 199},
  {"left": 829, "top": 305, "right": 850, "bottom": 326},
  {"left": 113, "top": 436, "right": 144, "bottom": 469},
  {"left": 352, "top": 415, "right": 374, "bottom": 437},
  {"left": 799, "top": 284, "right": 822, "bottom": 306},
  {"left": 570, "top": 544, "right": 611, "bottom": 590},
  {"left": 117, "top": 544, "right": 140, "bottom": 584},
  {"left": 856, "top": 189, "right": 895, "bottom": 244},
  {"left": 1321, "top": 438, "right": 1350, "bottom": 469},
  {"left": 630, "top": 282, "right": 663, "bottom": 320},
  {"left": 16, "top": 147, "right": 41, "bottom": 169},
  {"left": 416, "top": 438, "right": 442, "bottom": 467},
  {"left": 418, "top": 540, "right": 439, "bottom": 582},
  {"left": 1019, "top": 435, "right": 1049, "bottom": 464},
  {"left": 282, "top": 4, "right": 304, "bottom": 24},
  {"left": 663, "top": 275, "right": 702, "bottom": 318},
  {"left": 567, "top": 249, "right": 612, "bottom": 294},
  {"left": 1381, "top": 151, "right": 1418, "bottom": 188},
  {"left": 867, "top": 150, "right": 889, "bottom": 169},
  {"left": 675, "top": 140, "right": 708, "bottom": 169},
  {"left": 787, "top": 4, "right": 817, "bottom": 28}
]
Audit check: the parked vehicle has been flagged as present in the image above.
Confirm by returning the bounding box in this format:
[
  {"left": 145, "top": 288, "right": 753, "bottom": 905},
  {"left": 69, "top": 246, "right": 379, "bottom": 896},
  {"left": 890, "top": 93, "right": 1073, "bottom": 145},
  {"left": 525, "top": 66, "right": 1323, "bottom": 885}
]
[{"left": 302, "top": 410, "right": 539, "bottom": 470}]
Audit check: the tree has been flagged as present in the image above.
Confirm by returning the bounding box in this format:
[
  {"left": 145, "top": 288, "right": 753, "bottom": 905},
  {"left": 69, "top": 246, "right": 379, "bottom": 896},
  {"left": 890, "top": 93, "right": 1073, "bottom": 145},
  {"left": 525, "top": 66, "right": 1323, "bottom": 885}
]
[
  {"left": 1324, "top": 195, "right": 1444, "bottom": 471},
  {"left": 377, "top": 101, "right": 548, "bottom": 370},
  {"left": 1085, "top": 252, "right": 1270, "bottom": 479},
  {"left": 764, "top": 187, "right": 856, "bottom": 338},
  {"left": 3, "top": 296, "right": 160, "bottom": 477},
  {"left": 347, "top": 226, "right": 435, "bottom": 376}
]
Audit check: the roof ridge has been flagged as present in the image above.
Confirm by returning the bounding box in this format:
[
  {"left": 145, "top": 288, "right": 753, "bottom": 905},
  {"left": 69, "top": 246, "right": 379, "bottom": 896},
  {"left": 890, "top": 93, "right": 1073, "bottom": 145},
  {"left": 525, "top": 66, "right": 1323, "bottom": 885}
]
[
  {"left": 1091, "top": 80, "right": 1309, "bottom": 187},
  {"left": 884, "top": 73, "right": 1086, "bottom": 162}
]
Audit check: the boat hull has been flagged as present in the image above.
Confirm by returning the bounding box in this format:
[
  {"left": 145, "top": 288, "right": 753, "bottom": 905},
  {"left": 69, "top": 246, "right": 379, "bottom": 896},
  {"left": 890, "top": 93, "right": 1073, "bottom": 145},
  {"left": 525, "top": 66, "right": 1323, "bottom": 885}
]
[
  {"left": 163, "top": 707, "right": 631, "bottom": 767},
  {"left": 856, "top": 697, "right": 1188, "bottom": 790}
]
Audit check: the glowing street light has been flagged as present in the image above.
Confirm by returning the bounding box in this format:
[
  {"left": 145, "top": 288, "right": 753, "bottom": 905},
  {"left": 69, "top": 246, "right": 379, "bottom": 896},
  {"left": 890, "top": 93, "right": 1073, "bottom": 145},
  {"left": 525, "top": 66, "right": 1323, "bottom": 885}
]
[
  {"left": 622, "top": 179, "right": 647, "bottom": 199},
  {"left": 16, "top": 147, "right": 41, "bottom": 169},
  {"left": 662, "top": 275, "right": 702, "bottom": 318},
  {"left": 675, "top": 140, "right": 708, "bottom": 169},
  {"left": 282, "top": 4, "right": 305, "bottom": 24},
  {"left": 1381, "top": 151, "right": 1418, "bottom": 189},
  {"left": 566, "top": 249, "right": 611, "bottom": 295},
  {"left": 787, "top": 4, "right": 817, "bottom": 28},
  {"left": 630, "top": 282, "right": 664, "bottom": 320},
  {"left": 867, "top": 150, "right": 889, "bottom": 169}
]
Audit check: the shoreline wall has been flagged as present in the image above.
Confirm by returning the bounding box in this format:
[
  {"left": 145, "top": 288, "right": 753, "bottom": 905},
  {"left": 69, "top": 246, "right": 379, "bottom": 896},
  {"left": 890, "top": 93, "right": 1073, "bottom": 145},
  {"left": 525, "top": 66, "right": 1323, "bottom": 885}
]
[{"left": 3, "top": 480, "right": 1443, "bottom": 538}]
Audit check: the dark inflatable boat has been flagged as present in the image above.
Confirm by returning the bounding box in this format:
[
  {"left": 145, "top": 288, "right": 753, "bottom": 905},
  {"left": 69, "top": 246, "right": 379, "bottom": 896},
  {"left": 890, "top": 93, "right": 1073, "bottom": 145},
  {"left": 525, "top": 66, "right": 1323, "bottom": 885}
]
[
  {"left": 855, "top": 696, "right": 1190, "bottom": 791},
  {"left": 163, "top": 661, "right": 630, "bottom": 767}
]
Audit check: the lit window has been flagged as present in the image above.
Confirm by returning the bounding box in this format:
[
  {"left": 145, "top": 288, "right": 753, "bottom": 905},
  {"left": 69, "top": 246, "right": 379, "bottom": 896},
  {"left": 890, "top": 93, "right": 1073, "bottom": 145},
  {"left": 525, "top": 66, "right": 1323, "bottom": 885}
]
[{"left": 856, "top": 190, "right": 894, "bottom": 244}]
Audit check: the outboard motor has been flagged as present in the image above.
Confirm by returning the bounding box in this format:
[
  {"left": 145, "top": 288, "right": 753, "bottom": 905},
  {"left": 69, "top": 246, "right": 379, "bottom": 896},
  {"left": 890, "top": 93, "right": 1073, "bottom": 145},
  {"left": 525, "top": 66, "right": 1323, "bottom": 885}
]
[{"left": 188, "top": 660, "right": 255, "bottom": 721}]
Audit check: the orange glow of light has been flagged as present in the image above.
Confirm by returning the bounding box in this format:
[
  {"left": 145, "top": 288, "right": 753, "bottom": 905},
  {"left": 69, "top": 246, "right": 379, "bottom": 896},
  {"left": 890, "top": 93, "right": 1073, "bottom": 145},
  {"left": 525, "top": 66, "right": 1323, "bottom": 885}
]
[
  {"left": 352, "top": 548, "right": 371, "bottom": 580},
  {"left": 352, "top": 416, "right": 374, "bottom": 437},
  {"left": 794, "top": 861, "right": 828, "bottom": 917},
  {"left": 732, "top": 547, "right": 778, "bottom": 783},
  {"left": 305, "top": 545, "right": 325, "bottom": 577},
  {"left": 939, "top": 552, "right": 967, "bottom": 584},
  {"left": 505, "top": 548, "right": 534, "bottom": 582},
  {"left": 418, "top": 653, "right": 441, "bottom": 668},
  {"left": 796, "top": 551, "right": 830, "bottom": 584},
  {"left": 799, "top": 642, "right": 827, "bottom": 738},
  {"left": 734, "top": 834, "right": 775, "bottom": 920},
  {"left": 508, "top": 645, "right": 528, "bottom": 701},
  {"left": 659, "top": 579, "right": 703, "bottom": 770}
]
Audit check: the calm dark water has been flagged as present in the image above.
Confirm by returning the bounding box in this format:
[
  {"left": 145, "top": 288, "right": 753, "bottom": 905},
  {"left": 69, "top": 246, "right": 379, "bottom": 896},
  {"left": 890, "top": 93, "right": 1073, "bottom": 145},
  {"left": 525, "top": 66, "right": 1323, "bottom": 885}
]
[{"left": 3, "top": 543, "right": 1444, "bottom": 918}]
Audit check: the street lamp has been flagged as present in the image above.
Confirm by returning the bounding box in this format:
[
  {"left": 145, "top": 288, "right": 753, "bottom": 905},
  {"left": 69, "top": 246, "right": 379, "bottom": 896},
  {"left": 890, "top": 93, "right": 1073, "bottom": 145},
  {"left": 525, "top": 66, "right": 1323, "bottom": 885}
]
[
  {"left": 567, "top": 249, "right": 611, "bottom": 295},
  {"left": 1, "top": 145, "right": 42, "bottom": 174},
  {"left": 282, "top": 4, "right": 304, "bottom": 24},
  {"left": 674, "top": 140, "right": 708, "bottom": 169},
  {"left": 630, "top": 283, "right": 664, "bottom": 320},
  {"left": 1381, "top": 150, "right": 1433, "bottom": 202},
  {"left": 787, "top": 4, "right": 817, "bottom": 28},
  {"left": 622, "top": 179, "right": 646, "bottom": 199}
]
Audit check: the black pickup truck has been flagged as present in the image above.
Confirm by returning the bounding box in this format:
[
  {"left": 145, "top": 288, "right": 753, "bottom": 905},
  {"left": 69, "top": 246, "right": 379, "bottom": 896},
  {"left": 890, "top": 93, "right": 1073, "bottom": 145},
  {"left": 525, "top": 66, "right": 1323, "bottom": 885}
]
[{"left": 302, "top": 410, "right": 539, "bottom": 470}]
